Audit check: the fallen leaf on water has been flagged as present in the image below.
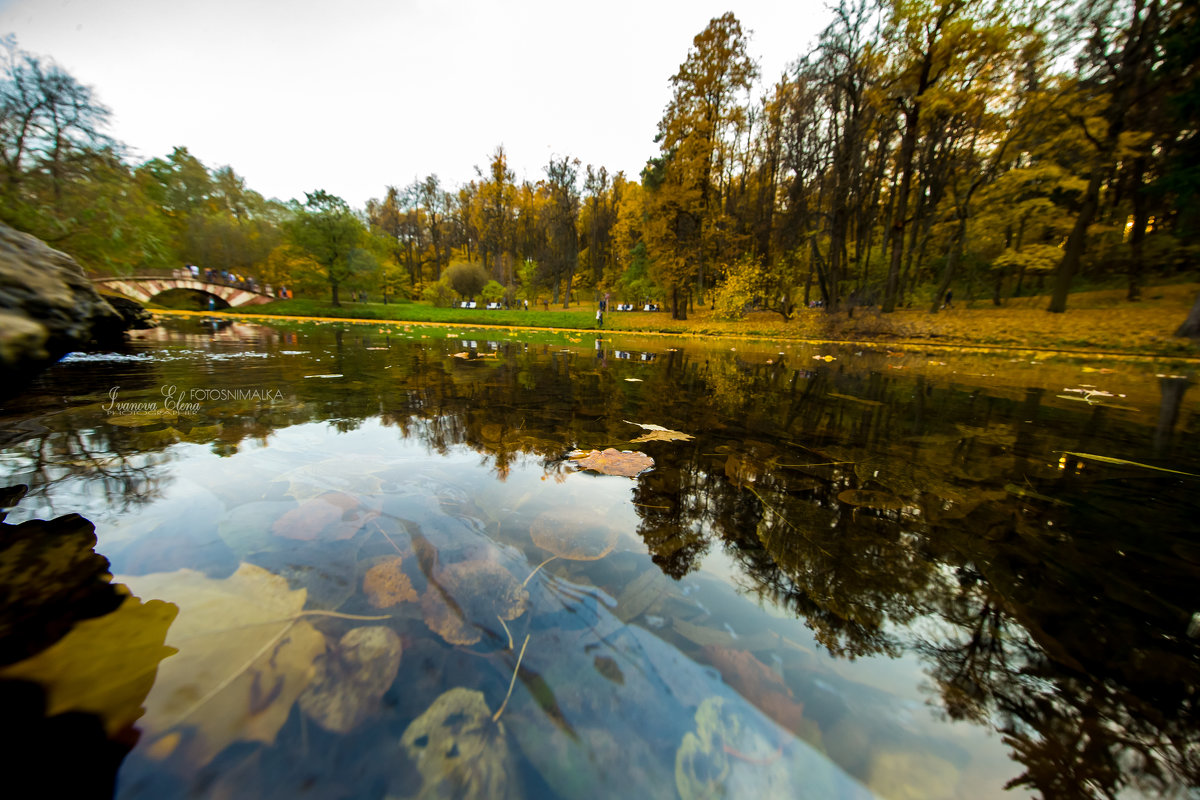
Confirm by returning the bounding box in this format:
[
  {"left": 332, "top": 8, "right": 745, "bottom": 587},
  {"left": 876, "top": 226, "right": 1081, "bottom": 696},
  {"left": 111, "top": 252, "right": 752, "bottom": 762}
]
[
  {"left": 118, "top": 563, "right": 326, "bottom": 769},
  {"left": 298, "top": 626, "right": 402, "bottom": 734},
  {"left": 363, "top": 556, "right": 417, "bottom": 608},
  {"left": 401, "top": 687, "right": 518, "bottom": 800},
  {"left": 812, "top": 355, "right": 836, "bottom": 362},
  {"left": 631, "top": 430, "right": 695, "bottom": 443},
  {"left": 569, "top": 448, "right": 654, "bottom": 478},
  {"left": 0, "top": 590, "right": 177, "bottom": 736}
]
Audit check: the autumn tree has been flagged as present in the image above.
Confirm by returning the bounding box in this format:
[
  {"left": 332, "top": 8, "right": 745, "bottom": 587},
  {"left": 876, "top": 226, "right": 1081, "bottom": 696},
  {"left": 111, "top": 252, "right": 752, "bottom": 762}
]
[
  {"left": 1047, "top": 0, "right": 1174, "bottom": 312},
  {"left": 542, "top": 155, "right": 581, "bottom": 307},
  {"left": 648, "top": 12, "right": 757, "bottom": 319},
  {"left": 476, "top": 146, "right": 516, "bottom": 285},
  {"left": 286, "top": 190, "right": 367, "bottom": 306}
]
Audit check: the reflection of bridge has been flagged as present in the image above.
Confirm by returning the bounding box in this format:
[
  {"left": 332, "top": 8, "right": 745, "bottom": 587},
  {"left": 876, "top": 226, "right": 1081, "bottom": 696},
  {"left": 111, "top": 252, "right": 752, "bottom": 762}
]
[{"left": 93, "top": 271, "right": 274, "bottom": 307}]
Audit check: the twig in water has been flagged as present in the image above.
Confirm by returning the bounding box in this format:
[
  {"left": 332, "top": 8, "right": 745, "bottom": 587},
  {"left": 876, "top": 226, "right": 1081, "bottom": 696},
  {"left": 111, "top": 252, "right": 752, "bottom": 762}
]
[
  {"left": 493, "top": 634, "right": 530, "bottom": 723},
  {"left": 522, "top": 555, "right": 558, "bottom": 588}
]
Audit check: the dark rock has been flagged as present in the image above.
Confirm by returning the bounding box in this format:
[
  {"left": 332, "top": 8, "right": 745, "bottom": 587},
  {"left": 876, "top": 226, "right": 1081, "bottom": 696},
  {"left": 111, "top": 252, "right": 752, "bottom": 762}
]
[
  {"left": 103, "top": 293, "right": 156, "bottom": 330},
  {"left": 0, "top": 222, "right": 128, "bottom": 377}
]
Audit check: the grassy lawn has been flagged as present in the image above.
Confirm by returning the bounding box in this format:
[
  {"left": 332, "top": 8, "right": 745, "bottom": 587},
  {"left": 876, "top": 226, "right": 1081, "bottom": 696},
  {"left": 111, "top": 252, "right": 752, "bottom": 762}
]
[
  {"left": 239, "top": 298, "right": 597, "bottom": 329},
  {"left": 182, "top": 283, "right": 1200, "bottom": 359}
]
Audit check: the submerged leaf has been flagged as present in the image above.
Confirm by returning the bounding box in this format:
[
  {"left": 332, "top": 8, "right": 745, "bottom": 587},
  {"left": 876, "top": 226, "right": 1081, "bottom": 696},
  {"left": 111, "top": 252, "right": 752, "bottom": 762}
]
[
  {"left": 702, "top": 646, "right": 812, "bottom": 741},
  {"left": 421, "top": 560, "right": 529, "bottom": 646},
  {"left": 400, "top": 687, "right": 517, "bottom": 800},
  {"left": 569, "top": 448, "right": 654, "bottom": 478},
  {"left": 676, "top": 696, "right": 793, "bottom": 800},
  {"left": 298, "top": 626, "right": 402, "bottom": 734},
  {"left": 364, "top": 556, "right": 418, "bottom": 607},
  {"left": 529, "top": 509, "right": 618, "bottom": 561},
  {"left": 118, "top": 563, "right": 326, "bottom": 768},
  {"left": 271, "top": 492, "right": 375, "bottom": 541}
]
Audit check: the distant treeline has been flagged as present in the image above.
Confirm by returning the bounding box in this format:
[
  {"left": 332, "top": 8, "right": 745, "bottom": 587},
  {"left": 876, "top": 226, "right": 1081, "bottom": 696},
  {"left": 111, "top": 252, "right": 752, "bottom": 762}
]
[{"left": 2, "top": 0, "right": 1196, "bottom": 316}]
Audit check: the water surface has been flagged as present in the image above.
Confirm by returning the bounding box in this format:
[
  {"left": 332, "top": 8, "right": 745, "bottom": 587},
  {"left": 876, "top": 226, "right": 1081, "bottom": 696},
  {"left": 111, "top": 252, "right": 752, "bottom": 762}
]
[{"left": 1, "top": 317, "right": 1196, "bottom": 799}]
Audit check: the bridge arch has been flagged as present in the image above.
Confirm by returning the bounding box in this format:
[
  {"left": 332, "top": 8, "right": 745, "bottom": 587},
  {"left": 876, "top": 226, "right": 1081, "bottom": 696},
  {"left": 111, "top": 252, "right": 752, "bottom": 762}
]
[{"left": 94, "top": 276, "right": 275, "bottom": 308}]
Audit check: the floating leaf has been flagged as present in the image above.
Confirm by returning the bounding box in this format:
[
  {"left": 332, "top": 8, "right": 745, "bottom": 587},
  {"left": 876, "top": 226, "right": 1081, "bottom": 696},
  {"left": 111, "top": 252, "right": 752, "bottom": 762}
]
[
  {"left": 364, "top": 556, "right": 417, "bottom": 608},
  {"left": 0, "top": 590, "right": 177, "bottom": 736},
  {"left": 631, "top": 430, "right": 695, "bottom": 443},
  {"left": 623, "top": 420, "right": 673, "bottom": 432},
  {"left": 569, "top": 448, "right": 654, "bottom": 478},
  {"left": 530, "top": 509, "right": 619, "bottom": 561},
  {"left": 298, "top": 626, "right": 402, "bottom": 734},
  {"left": 400, "top": 687, "right": 518, "bottom": 800},
  {"left": 118, "top": 563, "right": 326, "bottom": 768},
  {"left": 421, "top": 560, "right": 529, "bottom": 646},
  {"left": 1058, "top": 451, "right": 1200, "bottom": 478},
  {"left": 837, "top": 489, "right": 904, "bottom": 510},
  {"left": 812, "top": 355, "right": 836, "bottom": 362}
]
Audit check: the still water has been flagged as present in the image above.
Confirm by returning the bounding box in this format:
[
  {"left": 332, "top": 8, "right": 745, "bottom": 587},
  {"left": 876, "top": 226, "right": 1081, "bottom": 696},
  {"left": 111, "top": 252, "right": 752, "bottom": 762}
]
[{"left": 0, "top": 316, "right": 1197, "bottom": 799}]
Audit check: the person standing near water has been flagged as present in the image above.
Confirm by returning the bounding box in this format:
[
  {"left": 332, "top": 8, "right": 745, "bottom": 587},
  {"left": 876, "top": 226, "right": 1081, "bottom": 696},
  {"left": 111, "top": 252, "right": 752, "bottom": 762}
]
[{"left": 596, "top": 307, "right": 603, "bottom": 328}]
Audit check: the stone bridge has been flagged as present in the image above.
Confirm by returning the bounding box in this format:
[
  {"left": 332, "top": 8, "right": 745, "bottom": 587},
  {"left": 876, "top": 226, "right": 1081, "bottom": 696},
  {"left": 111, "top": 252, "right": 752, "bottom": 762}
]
[{"left": 93, "top": 274, "right": 275, "bottom": 307}]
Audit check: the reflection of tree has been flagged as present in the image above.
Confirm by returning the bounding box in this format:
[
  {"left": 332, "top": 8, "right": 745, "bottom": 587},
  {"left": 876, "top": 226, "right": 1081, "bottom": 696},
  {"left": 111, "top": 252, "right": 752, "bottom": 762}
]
[{"left": 8, "top": 319, "right": 1200, "bottom": 796}]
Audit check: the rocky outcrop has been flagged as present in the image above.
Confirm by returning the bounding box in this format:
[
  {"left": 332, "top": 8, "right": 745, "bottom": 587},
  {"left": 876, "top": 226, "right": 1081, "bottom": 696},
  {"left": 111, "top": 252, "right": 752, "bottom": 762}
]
[
  {"left": 0, "top": 223, "right": 132, "bottom": 377},
  {"left": 103, "top": 293, "right": 156, "bottom": 331}
]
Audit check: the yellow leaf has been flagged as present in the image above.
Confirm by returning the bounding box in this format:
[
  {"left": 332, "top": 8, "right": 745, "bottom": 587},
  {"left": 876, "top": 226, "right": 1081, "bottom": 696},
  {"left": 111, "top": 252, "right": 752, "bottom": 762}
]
[{"left": 118, "top": 563, "right": 326, "bottom": 769}]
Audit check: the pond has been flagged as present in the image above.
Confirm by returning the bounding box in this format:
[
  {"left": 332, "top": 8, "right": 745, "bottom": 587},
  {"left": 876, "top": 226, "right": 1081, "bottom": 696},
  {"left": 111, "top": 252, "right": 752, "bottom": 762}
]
[{"left": 0, "top": 316, "right": 1197, "bottom": 799}]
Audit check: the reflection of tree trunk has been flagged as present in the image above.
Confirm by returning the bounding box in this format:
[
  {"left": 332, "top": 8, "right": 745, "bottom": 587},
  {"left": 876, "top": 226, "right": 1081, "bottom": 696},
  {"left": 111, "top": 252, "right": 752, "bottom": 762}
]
[{"left": 1154, "top": 377, "right": 1189, "bottom": 458}]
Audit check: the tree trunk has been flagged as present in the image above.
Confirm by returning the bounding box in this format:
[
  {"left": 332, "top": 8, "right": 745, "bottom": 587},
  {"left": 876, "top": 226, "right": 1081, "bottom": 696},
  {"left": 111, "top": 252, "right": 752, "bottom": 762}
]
[
  {"left": 930, "top": 215, "right": 967, "bottom": 314},
  {"left": 883, "top": 111, "right": 919, "bottom": 313},
  {"left": 1048, "top": 165, "right": 1104, "bottom": 313},
  {"left": 1176, "top": 291, "right": 1200, "bottom": 338},
  {"left": 331, "top": 282, "right": 340, "bottom": 307}
]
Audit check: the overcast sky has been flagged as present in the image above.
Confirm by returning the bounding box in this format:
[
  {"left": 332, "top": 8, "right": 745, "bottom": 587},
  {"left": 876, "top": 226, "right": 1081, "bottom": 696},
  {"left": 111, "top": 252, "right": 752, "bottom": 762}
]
[{"left": 1, "top": 0, "right": 832, "bottom": 209}]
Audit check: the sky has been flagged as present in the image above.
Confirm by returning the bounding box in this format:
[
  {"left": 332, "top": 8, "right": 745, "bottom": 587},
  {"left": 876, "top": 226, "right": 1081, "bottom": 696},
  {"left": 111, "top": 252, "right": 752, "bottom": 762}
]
[{"left": 0, "top": 0, "right": 833, "bottom": 209}]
